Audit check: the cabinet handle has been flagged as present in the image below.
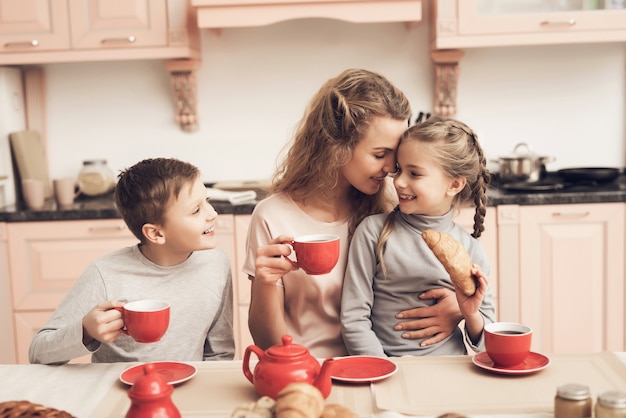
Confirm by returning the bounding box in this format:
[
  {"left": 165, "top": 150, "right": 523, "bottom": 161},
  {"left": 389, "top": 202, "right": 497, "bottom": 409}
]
[
  {"left": 552, "top": 211, "right": 590, "bottom": 218},
  {"left": 4, "top": 40, "right": 39, "bottom": 48},
  {"left": 540, "top": 19, "right": 576, "bottom": 27},
  {"left": 100, "top": 36, "right": 136, "bottom": 44},
  {"left": 88, "top": 225, "right": 127, "bottom": 233}
]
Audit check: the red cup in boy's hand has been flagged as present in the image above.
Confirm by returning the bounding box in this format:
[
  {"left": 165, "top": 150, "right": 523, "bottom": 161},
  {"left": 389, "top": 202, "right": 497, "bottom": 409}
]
[{"left": 115, "top": 300, "right": 170, "bottom": 343}]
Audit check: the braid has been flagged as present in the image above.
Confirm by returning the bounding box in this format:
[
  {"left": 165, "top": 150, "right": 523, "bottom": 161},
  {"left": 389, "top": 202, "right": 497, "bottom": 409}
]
[
  {"left": 376, "top": 206, "right": 399, "bottom": 280},
  {"left": 471, "top": 138, "right": 491, "bottom": 238}
]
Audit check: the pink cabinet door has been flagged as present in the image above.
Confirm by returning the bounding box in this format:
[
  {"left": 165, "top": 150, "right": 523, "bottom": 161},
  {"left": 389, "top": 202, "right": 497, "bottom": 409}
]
[
  {"left": 0, "top": 0, "right": 70, "bottom": 53},
  {"left": 68, "top": 0, "right": 167, "bottom": 49},
  {"left": 518, "top": 203, "right": 624, "bottom": 354}
]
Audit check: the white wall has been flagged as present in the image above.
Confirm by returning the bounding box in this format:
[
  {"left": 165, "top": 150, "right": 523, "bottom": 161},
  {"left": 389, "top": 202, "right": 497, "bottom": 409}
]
[{"left": 44, "top": 14, "right": 625, "bottom": 183}]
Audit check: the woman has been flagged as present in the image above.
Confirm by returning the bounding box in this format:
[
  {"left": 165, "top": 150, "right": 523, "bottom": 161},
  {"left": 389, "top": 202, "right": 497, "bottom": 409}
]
[{"left": 244, "top": 69, "right": 462, "bottom": 358}]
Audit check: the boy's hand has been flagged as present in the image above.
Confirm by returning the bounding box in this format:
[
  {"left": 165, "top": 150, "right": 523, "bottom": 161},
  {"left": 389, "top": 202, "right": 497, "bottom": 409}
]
[
  {"left": 82, "top": 300, "right": 125, "bottom": 345},
  {"left": 254, "top": 235, "right": 298, "bottom": 285}
]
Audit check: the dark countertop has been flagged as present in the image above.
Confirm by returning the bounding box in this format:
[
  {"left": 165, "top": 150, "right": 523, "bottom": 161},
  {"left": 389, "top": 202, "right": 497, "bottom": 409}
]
[
  {"left": 1, "top": 174, "right": 626, "bottom": 222},
  {"left": 0, "top": 192, "right": 260, "bottom": 222}
]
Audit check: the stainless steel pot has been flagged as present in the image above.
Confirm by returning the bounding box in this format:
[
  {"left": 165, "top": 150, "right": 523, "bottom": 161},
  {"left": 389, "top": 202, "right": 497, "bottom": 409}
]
[{"left": 492, "top": 142, "right": 555, "bottom": 183}]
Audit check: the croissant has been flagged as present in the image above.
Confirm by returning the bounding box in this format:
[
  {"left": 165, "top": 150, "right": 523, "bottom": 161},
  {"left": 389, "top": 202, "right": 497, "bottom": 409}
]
[
  {"left": 422, "top": 229, "right": 476, "bottom": 296},
  {"left": 0, "top": 400, "right": 75, "bottom": 418},
  {"left": 275, "top": 383, "right": 324, "bottom": 418}
]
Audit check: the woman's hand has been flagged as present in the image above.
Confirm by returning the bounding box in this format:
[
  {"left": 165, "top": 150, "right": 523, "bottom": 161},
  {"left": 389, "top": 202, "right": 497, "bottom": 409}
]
[
  {"left": 394, "top": 288, "right": 463, "bottom": 347},
  {"left": 254, "top": 235, "right": 298, "bottom": 286}
]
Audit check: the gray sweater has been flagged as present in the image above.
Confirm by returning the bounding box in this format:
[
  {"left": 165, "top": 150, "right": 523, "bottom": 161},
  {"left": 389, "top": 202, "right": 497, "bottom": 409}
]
[
  {"left": 341, "top": 210, "right": 495, "bottom": 357},
  {"left": 29, "top": 245, "right": 235, "bottom": 364}
]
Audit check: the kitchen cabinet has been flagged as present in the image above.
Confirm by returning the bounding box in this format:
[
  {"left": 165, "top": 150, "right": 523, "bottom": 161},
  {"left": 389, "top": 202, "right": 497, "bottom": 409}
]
[
  {"left": 192, "top": 0, "right": 423, "bottom": 30},
  {"left": 497, "top": 202, "right": 625, "bottom": 355},
  {"left": 0, "top": 223, "right": 16, "bottom": 363},
  {"left": 432, "top": 0, "right": 626, "bottom": 49},
  {"left": 4, "top": 216, "right": 237, "bottom": 364},
  {"left": 0, "top": 0, "right": 200, "bottom": 65}
]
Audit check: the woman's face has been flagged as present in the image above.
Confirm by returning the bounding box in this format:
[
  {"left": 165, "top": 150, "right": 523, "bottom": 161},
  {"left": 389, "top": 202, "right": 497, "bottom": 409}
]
[{"left": 340, "top": 115, "right": 408, "bottom": 195}]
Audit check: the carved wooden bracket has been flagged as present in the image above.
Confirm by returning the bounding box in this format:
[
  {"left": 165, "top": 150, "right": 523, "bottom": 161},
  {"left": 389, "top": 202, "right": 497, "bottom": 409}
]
[
  {"left": 430, "top": 49, "right": 464, "bottom": 117},
  {"left": 164, "top": 59, "right": 200, "bottom": 132}
]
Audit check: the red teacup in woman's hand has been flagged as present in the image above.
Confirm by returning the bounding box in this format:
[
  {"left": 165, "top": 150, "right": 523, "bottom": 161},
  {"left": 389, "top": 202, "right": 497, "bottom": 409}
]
[
  {"left": 484, "top": 322, "right": 532, "bottom": 368},
  {"left": 283, "top": 234, "right": 340, "bottom": 275},
  {"left": 116, "top": 300, "right": 170, "bottom": 343}
]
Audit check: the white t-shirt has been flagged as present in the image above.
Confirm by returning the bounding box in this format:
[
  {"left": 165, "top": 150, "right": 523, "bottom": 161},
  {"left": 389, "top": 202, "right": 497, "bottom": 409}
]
[{"left": 243, "top": 193, "right": 349, "bottom": 358}]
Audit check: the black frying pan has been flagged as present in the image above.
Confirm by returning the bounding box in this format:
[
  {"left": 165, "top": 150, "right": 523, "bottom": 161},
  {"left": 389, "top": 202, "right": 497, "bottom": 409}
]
[{"left": 556, "top": 167, "right": 620, "bottom": 183}]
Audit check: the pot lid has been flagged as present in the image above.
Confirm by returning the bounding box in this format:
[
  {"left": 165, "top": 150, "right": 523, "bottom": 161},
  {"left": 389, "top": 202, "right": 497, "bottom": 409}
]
[{"left": 266, "top": 335, "right": 309, "bottom": 358}]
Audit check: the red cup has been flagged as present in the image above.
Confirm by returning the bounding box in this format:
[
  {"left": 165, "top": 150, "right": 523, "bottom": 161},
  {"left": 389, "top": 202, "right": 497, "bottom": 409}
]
[
  {"left": 484, "top": 322, "right": 532, "bottom": 368},
  {"left": 283, "top": 234, "right": 340, "bottom": 275},
  {"left": 116, "top": 300, "right": 170, "bottom": 343}
]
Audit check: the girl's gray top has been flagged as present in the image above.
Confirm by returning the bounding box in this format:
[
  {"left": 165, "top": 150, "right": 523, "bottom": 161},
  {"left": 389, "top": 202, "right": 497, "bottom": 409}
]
[
  {"left": 29, "top": 245, "right": 235, "bottom": 364},
  {"left": 341, "top": 209, "right": 496, "bottom": 357}
]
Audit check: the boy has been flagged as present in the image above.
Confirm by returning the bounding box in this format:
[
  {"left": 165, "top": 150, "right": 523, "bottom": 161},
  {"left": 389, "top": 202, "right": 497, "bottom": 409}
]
[{"left": 29, "top": 158, "right": 235, "bottom": 364}]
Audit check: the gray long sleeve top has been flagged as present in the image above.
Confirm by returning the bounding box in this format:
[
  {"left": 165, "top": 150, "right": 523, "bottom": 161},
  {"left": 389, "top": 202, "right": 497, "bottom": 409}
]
[
  {"left": 29, "top": 245, "right": 235, "bottom": 365},
  {"left": 341, "top": 209, "right": 495, "bottom": 357}
]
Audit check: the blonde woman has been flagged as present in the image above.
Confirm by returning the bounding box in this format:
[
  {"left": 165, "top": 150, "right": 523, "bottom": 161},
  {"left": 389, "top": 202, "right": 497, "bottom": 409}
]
[{"left": 245, "top": 69, "right": 463, "bottom": 358}]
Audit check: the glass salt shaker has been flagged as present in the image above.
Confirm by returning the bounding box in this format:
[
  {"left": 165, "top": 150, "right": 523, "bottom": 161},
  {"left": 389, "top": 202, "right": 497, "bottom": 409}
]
[
  {"left": 554, "top": 383, "right": 592, "bottom": 418},
  {"left": 596, "top": 390, "right": 626, "bottom": 418}
]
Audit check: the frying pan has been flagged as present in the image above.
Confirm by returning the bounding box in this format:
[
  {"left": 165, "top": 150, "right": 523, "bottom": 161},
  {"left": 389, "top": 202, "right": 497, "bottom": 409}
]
[{"left": 556, "top": 167, "right": 620, "bottom": 183}]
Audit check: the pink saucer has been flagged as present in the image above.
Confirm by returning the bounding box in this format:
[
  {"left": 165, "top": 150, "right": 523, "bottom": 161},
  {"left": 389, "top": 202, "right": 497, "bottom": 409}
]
[
  {"left": 472, "top": 351, "right": 550, "bottom": 375},
  {"left": 120, "top": 361, "right": 197, "bottom": 385}
]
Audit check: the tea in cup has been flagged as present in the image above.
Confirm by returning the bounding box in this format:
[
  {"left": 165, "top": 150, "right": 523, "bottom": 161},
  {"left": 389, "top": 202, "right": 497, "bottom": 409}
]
[
  {"left": 484, "top": 322, "right": 532, "bottom": 368},
  {"left": 116, "top": 300, "right": 170, "bottom": 343},
  {"left": 283, "top": 234, "right": 340, "bottom": 275}
]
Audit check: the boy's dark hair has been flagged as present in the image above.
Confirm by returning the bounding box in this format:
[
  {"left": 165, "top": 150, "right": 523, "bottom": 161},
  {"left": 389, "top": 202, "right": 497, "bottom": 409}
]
[{"left": 114, "top": 158, "right": 200, "bottom": 242}]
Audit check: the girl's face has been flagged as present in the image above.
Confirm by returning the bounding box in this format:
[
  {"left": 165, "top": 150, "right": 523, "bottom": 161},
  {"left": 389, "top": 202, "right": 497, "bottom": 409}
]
[
  {"left": 393, "top": 140, "right": 465, "bottom": 216},
  {"left": 160, "top": 176, "right": 218, "bottom": 256},
  {"left": 340, "top": 115, "right": 408, "bottom": 195}
]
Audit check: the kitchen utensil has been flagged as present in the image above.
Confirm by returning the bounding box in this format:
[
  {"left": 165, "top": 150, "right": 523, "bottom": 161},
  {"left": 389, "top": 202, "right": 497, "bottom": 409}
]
[
  {"left": 556, "top": 167, "right": 620, "bottom": 183},
  {"left": 242, "top": 334, "right": 335, "bottom": 400},
  {"left": 492, "top": 142, "right": 555, "bottom": 183},
  {"left": 9, "top": 130, "right": 52, "bottom": 198}
]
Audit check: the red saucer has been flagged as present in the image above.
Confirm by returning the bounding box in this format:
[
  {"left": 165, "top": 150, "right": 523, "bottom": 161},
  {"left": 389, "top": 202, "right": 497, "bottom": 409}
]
[
  {"left": 331, "top": 356, "right": 398, "bottom": 383},
  {"left": 120, "top": 361, "right": 197, "bottom": 385},
  {"left": 472, "top": 351, "right": 550, "bottom": 375}
]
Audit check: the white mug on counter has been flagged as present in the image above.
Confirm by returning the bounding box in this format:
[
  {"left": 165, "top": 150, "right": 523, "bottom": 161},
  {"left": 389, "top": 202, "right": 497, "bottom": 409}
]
[
  {"left": 21, "top": 179, "right": 45, "bottom": 210},
  {"left": 53, "top": 177, "right": 79, "bottom": 208}
]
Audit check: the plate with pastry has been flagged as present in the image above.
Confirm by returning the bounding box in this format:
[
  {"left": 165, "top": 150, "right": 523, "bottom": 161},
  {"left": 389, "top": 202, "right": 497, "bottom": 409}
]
[
  {"left": 120, "top": 361, "right": 197, "bottom": 385},
  {"left": 330, "top": 356, "right": 398, "bottom": 383}
]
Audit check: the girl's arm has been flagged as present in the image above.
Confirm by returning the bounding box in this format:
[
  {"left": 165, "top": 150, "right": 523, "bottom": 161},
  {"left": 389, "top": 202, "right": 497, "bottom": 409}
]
[{"left": 455, "top": 264, "right": 489, "bottom": 345}]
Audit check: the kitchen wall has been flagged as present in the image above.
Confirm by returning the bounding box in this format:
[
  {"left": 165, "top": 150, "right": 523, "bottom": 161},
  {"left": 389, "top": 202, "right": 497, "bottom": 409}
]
[{"left": 44, "top": 9, "right": 626, "bottom": 183}]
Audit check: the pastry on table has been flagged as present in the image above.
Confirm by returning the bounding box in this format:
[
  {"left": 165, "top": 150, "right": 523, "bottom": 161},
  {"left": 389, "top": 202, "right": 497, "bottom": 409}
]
[{"left": 0, "top": 400, "right": 75, "bottom": 418}]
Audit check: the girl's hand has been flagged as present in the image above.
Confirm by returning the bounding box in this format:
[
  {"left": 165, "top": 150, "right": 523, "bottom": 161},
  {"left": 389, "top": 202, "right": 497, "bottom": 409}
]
[
  {"left": 454, "top": 264, "right": 488, "bottom": 318},
  {"left": 254, "top": 235, "right": 298, "bottom": 286},
  {"left": 82, "top": 300, "right": 125, "bottom": 345}
]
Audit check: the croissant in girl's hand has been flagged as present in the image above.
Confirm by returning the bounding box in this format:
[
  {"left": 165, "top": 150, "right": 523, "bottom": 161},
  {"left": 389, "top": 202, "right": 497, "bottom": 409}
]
[{"left": 422, "top": 229, "right": 476, "bottom": 296}]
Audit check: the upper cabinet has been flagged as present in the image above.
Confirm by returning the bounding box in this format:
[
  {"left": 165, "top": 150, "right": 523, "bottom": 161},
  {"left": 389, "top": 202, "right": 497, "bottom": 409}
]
[
  {"left": 432, "top": 0, "right": 626, "bottom": 49},
  {"left": 0, "top": 0, "right": 200, "bottom": 65},
  {"left": 191, "top": 0, "right": 423, "bottom": 30}
]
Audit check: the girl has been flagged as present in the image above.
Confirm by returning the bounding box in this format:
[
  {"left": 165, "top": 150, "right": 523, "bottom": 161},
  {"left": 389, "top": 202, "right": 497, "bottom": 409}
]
[
  {"left": 245, "top": 69, "right": 463, "bottom": 358},
  {"left": 341, "top": 116, "right": 496, "bottom": 357}
]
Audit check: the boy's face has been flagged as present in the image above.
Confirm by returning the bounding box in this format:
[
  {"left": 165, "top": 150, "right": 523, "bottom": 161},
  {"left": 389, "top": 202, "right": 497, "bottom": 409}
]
[{"left": 159, "top": 176, "right": 218, "bottom": 254}]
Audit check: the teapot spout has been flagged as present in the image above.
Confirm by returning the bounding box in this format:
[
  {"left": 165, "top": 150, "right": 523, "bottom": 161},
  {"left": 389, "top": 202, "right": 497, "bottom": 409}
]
[{"left": 314, "top": 358, "right": 336, "bottom": 399}]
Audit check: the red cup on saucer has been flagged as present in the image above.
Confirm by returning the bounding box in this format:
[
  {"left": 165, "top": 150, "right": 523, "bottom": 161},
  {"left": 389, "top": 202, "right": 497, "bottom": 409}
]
[{"left": 484, "top": 322, "right": 532, "bottom": 368}]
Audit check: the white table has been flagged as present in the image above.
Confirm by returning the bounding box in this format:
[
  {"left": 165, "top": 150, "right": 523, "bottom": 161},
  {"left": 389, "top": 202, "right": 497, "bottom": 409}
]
[{"left": 0, "top": 353, "right": 624, "bottom": 418}]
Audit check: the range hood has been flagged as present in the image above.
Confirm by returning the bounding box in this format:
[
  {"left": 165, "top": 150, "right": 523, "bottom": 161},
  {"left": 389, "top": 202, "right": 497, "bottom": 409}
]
[{"left": 191, "top": 0, "right": 422, "bottom": 30}]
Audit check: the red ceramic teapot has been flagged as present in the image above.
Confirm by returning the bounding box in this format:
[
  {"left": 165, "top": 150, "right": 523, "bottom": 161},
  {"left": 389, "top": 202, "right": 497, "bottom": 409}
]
[
  {"left": 242, "top": 335, "right": 335, "bottom": 400},
  {"left": 126, "top": 363, "right": 181, "bottom": 418}
]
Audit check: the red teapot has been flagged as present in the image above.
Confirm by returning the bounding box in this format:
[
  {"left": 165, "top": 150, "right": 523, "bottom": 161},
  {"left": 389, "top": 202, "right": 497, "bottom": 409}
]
[
  {"left": 126, "top": 363, "right": 181, "bottom": 418},
  {"left": 242, "top": 335, "right": 335, "bottom": 400}
]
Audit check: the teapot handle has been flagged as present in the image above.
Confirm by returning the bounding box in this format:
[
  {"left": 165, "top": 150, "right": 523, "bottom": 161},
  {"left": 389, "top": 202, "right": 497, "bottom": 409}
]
[{"left": 242, "top": 345, "right": 265, "bottom": 383}]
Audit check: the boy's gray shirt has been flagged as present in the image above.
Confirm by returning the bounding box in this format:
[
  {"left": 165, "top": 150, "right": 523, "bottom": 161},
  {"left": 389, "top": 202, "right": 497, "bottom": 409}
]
[
  {"left": 29, "top": 245, "right": 235, "bottom": 364},
  {"left": 341, "top": 210, "right": 496, "bottom": 357}
]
